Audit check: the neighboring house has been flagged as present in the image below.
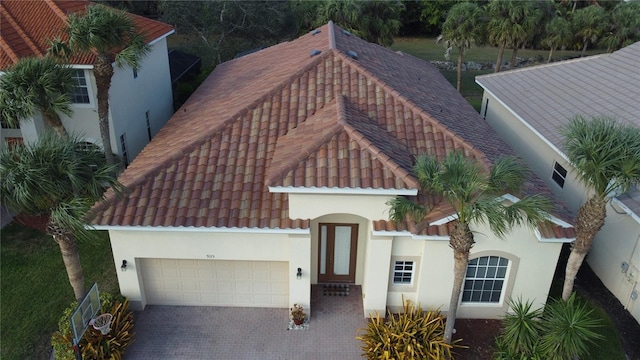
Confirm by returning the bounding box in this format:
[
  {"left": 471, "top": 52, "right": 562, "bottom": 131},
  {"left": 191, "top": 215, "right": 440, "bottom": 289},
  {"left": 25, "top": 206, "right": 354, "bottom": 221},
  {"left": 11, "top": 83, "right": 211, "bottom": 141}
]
[
  {"left": 0, "top": 0, "right": 175, "bottom": 165},
  {"left": 89, "top": 22, "right": 575, "bottom": 318},
  {"left": 476, "top": 42, "right": 640, "bottom": 323}
]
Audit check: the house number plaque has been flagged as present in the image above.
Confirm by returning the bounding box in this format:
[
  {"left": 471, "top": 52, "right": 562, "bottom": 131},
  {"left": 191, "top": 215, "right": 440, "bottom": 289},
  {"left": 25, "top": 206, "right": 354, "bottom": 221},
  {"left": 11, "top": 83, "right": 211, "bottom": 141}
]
[{"left": 206, "top": 254, "right": 215, "bottom": 259}]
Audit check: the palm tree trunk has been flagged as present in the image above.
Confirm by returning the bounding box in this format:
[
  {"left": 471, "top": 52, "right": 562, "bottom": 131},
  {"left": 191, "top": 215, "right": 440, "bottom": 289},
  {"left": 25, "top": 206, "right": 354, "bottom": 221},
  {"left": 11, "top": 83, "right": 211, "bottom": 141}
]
[
  {"left": 444, "top": 223, "right": 474, "bottom": 344},
  {"left": 456, "top": 47, "right": 463, "bottom": 93},
  {"left": 547, "top": 47, "right": 555, "bottom": 63},
  {"left": 42, "top": 109, "right": 68, "bottom": 138},
  {"left": 55, "top": 234, "right": 86, "bottom": 300},
  {"left": 510, "top": 47, "right": 519, "bottom": 70},
  {"left": 581, "top": 39, "right": 589, "bottom": 57},
  {"left": 94, "top": 56, "right": 117, "bottom": 166},
  {"left": 444, "top": 249, "right": 469, "bottom": 344},
  {"left": 562, "top": 196, "right": 606, "bottom": 300},
  {"left": 495, "top": 44, "right": 505, "bottom": 73}
]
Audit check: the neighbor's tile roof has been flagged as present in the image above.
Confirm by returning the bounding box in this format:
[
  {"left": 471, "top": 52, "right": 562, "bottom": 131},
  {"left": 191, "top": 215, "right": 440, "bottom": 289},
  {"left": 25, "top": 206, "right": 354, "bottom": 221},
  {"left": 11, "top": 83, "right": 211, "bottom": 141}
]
[
  {"left": 0, "top": 0, "right": 173, "bottom": 69},
  {"left": 90, "top": 22, "right": 575, "bottom": 239},
  {"left": 476, "top": 42, "right": 640, "bottom": 218}
]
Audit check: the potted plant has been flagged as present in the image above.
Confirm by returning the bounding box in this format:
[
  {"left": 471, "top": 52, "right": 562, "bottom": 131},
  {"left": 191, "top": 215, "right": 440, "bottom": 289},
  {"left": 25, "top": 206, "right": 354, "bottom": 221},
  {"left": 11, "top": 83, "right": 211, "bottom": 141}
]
[{"left": 291, "top": 304, "right": 306, "bottom": 325}]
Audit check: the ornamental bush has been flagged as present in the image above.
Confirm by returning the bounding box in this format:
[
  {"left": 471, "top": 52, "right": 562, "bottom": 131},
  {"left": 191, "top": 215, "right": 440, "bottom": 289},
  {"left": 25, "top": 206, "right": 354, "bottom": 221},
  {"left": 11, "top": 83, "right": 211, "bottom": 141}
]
[
  {"left": 495, "top": 294, "right": 603, "bottom": 360},
  {"left": 357, "top": 299, "right": 462, "bottom": 360},
  {"left": 51, "top": 292, "right": 134, "bottom": 360}
]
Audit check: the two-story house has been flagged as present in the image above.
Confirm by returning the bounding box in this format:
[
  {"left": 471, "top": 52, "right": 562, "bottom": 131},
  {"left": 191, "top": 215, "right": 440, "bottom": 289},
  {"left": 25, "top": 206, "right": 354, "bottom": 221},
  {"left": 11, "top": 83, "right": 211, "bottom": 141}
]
[
  {"left": 0, "top": 0, "right": 174, "bottom": 165},
  {"left": 476, "top": 42, "right": 640, "bottom": 323}
]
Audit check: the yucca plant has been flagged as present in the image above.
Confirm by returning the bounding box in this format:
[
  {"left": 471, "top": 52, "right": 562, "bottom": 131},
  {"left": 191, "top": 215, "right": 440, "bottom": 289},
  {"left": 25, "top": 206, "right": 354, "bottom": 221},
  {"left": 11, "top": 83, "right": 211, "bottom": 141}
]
[
  {"left": 51, "top": 292, "right": 130, "bottom": 360},
  {"left": 357, "top": 299, "right": 462, "bottom": 359},
  {"left": 82, "top": 298, "right": 135, "bottom": 360},
  {"left": 494, "top": 298, "right": 543, "bottom": 360},
  {"left": 494, "top": 294, "right": 604, "bottom": 360},
  {"left": 538, "top": 294, "right": 604, "bottom": 360}
]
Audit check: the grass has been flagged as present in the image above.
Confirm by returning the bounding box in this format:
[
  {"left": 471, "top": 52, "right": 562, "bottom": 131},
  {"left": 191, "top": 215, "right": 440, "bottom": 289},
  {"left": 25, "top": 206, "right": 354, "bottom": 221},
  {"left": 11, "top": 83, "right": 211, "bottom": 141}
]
[
  {"left": 583, "top": 301, "right": 626, "bottom": 360},
  {"left": 0, "top": 223, "right": 119, "bottom": 360},
  {"left": 390, "top": 37, "right": 604, "bottom": 112}
]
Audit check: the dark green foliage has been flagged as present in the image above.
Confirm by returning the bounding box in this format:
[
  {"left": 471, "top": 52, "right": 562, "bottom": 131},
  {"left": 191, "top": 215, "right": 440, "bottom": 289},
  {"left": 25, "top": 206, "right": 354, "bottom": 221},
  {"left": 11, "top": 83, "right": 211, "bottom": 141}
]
[
  {"left": 51, "top": 293, "right": 134, "bottom": 360},
  {"left": 357, "top": 300, "right": 462, "bottom": 359},
  {"left": 495, "top": 295, "right": 604, "bottom": 360}
]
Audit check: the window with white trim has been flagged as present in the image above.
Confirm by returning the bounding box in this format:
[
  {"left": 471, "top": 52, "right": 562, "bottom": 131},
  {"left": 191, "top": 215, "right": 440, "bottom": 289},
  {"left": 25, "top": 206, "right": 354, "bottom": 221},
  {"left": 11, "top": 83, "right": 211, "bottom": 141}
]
[
  {"left": 393, "top": 261, "right": 414, "bottom": 285},
  {"left": 71, "top": 70, "right": 90, "bottom": 104},
  {"left": 462, "top": 256, "right": 509, "bottom": 303},
  {"left": 551, "top": 161, "right": 567, "bottom": 188}
]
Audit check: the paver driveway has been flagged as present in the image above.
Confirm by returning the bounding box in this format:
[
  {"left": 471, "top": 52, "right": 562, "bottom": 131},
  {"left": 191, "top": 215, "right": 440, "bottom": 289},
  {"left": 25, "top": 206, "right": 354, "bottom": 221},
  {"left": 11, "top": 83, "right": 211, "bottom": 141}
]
[{"left": 125, "top": 285, "right": 367, "bottom": 359}]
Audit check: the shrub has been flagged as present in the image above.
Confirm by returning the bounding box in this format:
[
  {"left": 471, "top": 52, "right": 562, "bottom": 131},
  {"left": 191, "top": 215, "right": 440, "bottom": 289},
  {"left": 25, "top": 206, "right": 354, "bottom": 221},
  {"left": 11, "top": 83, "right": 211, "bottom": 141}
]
[
  {"left": 495, "top": 294, "right": 603, "bottom": 360},
  {"left": 538, "top": 294, "right": 604, "bottom": 360},
  {"left": 51, "top": 292, "right": 133, "bottom": 360},
  {"left": 357, "top": 299, "right": 462, "bottom": 360},
  {"left": 494, "top": 297, "right": 542, "bottom": 359}
]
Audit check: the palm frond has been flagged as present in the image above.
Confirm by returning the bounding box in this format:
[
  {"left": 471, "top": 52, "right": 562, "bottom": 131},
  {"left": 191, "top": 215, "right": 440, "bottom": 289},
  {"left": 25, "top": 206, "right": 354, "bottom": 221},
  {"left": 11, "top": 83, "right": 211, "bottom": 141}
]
[
  {"left": 387, "top": 196, "right": 427, "bottom": 225},
  {"left": 562, "top": 116, "right": 640, "bottom": 197},
  {"left": 488, "top": 156, "right": 526, "bottom": 195}
]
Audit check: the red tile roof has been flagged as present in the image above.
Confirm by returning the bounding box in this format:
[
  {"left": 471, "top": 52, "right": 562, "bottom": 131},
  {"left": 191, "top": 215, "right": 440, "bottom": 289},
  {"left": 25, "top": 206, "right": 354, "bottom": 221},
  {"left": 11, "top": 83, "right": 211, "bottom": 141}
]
[
  {"left": 90, "top": 22, "right": 575, "bottom": 239},
  {"left": 0, "top": 0, "right": 173, "bottom": 69}
]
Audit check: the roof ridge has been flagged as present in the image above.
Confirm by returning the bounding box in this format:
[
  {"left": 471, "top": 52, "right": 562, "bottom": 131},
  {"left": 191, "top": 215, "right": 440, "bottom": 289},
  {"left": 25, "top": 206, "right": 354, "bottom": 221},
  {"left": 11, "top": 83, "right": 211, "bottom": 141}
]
[
  {"left": 476, "top": 54, "right": 608, "bottom": 80},
  {"left": 45, "top": 0, "right": 70, "bottom": 23},
  {"left": 328, "top": 20, "right": 336, "bottom": 49},
  {"left": 0, "top": 2, "right": 45, "bottom": 58},
  {"left": 336, "top": 96, "right": 421, "bottom": 190},
  {"left": 335, "top": 51, "right": 492, "bottom": 169},
  {"left": 265, "top": 100, "right": 342, "bottom": 187}
]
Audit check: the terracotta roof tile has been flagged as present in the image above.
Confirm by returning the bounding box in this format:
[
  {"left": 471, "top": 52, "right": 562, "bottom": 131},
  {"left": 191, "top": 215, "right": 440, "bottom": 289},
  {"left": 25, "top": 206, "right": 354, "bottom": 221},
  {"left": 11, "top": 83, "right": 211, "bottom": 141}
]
[
  {"left": 90, "top": 22, "right": 574, "bottom": 239},
  {"left": 0, "top": 0, "right": 173, "bottom": 69}
]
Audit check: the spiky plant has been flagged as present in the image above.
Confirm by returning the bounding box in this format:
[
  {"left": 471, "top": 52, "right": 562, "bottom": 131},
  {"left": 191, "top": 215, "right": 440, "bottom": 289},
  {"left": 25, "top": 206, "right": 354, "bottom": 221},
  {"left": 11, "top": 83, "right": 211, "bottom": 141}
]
[
  {"left": 357, "top": 299, "right": 462, "bottom": 359},
  {"left": 538, "top": 294, "right": 604, "bottom": 360},
  {"left": 494, "top": 297, "right": 543, "bottom": 359}
]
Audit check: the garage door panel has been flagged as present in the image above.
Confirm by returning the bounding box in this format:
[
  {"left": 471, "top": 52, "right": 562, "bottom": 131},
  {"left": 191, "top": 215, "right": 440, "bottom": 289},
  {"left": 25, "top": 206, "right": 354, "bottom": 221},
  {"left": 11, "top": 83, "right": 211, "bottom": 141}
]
[{"left": 141, "top": 259, "right": 288, "bottom": 307}]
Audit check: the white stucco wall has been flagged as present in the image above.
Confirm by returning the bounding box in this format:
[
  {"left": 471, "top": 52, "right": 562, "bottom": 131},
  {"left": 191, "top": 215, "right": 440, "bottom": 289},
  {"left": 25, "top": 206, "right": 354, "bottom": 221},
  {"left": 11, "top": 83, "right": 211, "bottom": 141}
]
[
  {"left": 588, "top": 206, "right": 640, "bottom": 322},
  {"left": 109, "top": 38, "right": 174, "bottom": 162},
  {"left": 480, "top": 89, "right": 640, "bottom": 322},
  {"left": 108, "top": 228, "right": 309, "bottom": 311},
  {"left": 480, "top": 91, "right": 588, "bottom": 214}
]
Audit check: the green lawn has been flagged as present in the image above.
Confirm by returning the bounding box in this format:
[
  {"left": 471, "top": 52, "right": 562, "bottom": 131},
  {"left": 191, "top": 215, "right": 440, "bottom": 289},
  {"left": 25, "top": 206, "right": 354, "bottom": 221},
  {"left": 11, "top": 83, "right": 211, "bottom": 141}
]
[
  {"left": 0, "top": 223, "right": 119, "bottom": 360},
  {"left": 391, "top": 37, "right": 600, "bottom": 64},
  {"left": 390, "top": 37, "right": 604, "bottom": 112}
]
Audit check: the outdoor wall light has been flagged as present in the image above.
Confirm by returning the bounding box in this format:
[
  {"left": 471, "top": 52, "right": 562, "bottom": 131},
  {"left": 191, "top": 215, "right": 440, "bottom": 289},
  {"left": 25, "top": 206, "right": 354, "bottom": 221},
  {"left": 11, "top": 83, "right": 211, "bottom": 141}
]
[
  {"left": 297, "top": 267, "right": 302, "bottom": 279},
  {"left": 121, "top": 260, "right": 128, "bottom": 272}
]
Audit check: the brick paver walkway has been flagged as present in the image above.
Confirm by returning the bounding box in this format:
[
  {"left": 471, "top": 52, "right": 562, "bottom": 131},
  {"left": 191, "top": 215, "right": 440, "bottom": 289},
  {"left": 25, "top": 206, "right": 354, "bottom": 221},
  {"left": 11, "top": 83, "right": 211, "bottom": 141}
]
[{"left": 125, "top": 285, "right": 366, "bottom": 359}]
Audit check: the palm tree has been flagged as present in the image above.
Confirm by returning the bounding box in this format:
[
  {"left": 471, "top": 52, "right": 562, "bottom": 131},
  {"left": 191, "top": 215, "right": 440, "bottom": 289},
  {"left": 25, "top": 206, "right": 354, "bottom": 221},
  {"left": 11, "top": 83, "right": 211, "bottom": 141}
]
[
  {"left": 50, "top": 4, "right": 150, "bottom": 166},
  {"left": 543, "top": 16, "right": 572, "bottom": 63},
  {"left": 388, "top": 151, "right": 551, "bottom": 344},
  {"left": 600, "top": 2, "right": 640, "bottom": 53},
  {"left": 486, "top": 0, "right": 540, "bottom": 72},
  {"left": 438, "top": 2, "right": 486, "bottom": 92},
  {"left": 571, "top": 5, "right": 608, "bottom": 56},
  {"left": 0, "top": 56, "right": 74, "bottom": 138},
  {"left": 561, "top": 116, "right": 640, "bottom": 300},
  {"left": 314, "top": 0, "right": 403, "bottom": 46},
  {"left": 0, "top": 132, "right": 122, "bottom": 300}
]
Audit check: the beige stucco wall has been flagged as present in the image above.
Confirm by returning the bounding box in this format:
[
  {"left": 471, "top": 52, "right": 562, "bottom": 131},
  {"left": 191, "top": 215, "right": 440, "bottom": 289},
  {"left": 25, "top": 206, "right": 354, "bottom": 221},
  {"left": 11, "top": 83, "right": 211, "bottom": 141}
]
[
  {"left": 387, "top": 221, "right": 563, "bottom": 319},
  {"left": 108, "top": 229, "right": 310, "bottom": 311}
]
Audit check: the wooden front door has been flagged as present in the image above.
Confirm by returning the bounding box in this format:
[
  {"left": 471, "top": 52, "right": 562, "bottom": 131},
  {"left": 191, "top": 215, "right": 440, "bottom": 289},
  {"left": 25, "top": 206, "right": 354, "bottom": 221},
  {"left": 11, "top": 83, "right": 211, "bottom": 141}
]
[{"left": 318, "top": 223, "right": 358, "bottom": 283}]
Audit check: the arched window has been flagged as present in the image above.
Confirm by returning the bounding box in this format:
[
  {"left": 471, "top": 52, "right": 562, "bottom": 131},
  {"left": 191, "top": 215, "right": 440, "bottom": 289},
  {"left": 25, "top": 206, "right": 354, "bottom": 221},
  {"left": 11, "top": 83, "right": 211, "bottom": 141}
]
[{"left": 462, "top": 256, "right": 509, "bottom": 303}]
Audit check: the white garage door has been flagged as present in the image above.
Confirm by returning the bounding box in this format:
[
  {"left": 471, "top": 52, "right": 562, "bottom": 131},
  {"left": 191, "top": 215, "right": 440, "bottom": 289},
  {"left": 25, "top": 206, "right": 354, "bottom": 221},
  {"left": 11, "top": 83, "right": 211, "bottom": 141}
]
[{"left": 140, "top": 259, "right": 289, "bottom": 307}]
